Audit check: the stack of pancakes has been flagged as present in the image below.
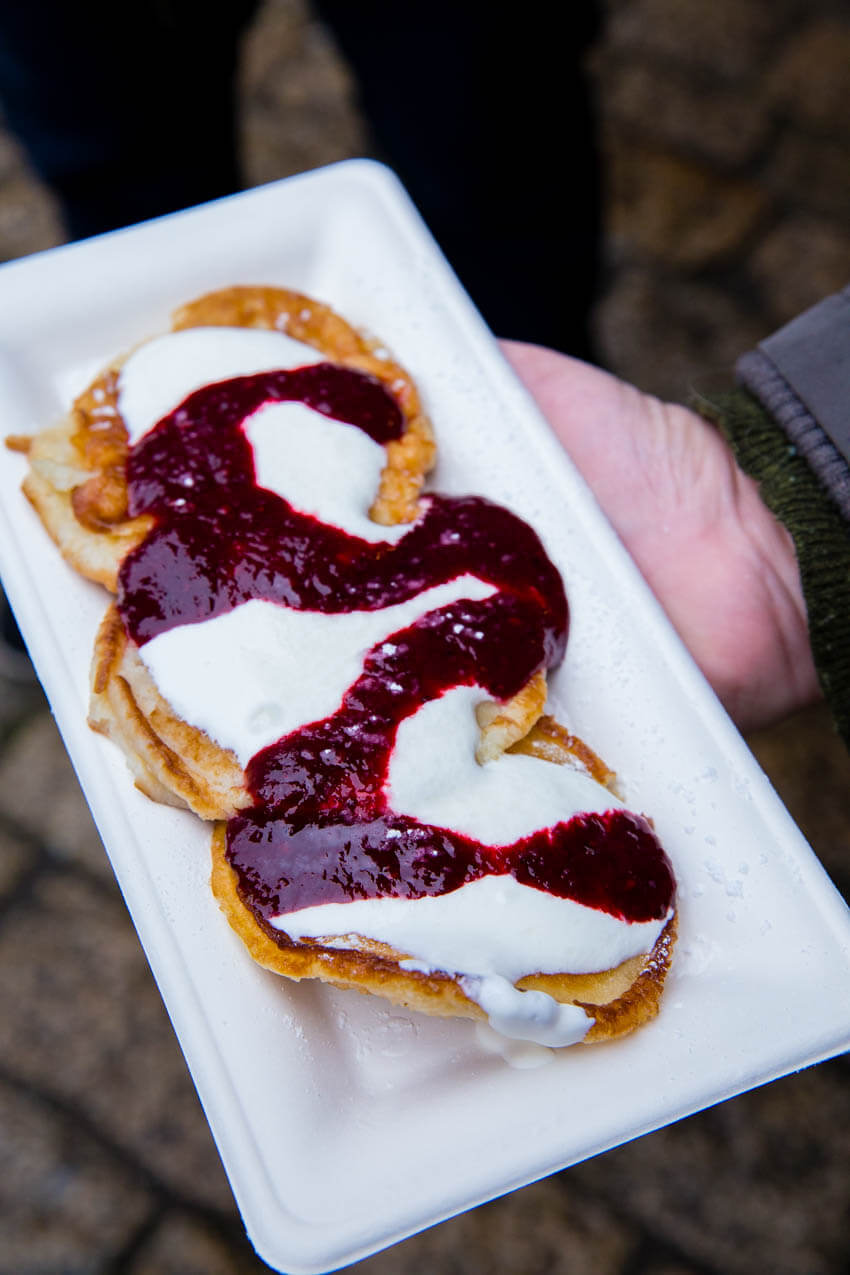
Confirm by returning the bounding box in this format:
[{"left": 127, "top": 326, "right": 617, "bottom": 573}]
[{"left": 16, "top": 286, "right": 676, "bottom": 1046}]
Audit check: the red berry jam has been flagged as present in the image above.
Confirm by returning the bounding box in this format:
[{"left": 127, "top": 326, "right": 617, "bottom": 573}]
[{"left": 118, "top": 364, "right": 675, "bottom": 928}]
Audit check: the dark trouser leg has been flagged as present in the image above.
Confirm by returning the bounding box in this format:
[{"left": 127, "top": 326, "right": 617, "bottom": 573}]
[
  {"left": 0, "top": 0, "right": 260, "bottom": 240},
  {"left": 313, "top": 1, "right": 602, "bottom": 357}
]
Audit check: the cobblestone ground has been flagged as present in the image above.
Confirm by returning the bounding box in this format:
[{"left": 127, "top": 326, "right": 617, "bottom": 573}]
[{"left": 1, "top": 2, "right": 849, "bottom": 1272}]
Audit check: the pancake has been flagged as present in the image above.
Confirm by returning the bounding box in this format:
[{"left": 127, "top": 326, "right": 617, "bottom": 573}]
[
  {"left": 211, "top": 715, "right": 677, "bottom": 1045},
  {"left": 211, "top": 823, "right": 677, "bottom": 1045},
  {"left": 19, "top": 285, "right": 436, "bottom": 591}
]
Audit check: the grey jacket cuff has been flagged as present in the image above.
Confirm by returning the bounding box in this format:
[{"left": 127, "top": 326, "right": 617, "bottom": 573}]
[{"left": 736, "top": 285, "right": 850, "bottom": 521}]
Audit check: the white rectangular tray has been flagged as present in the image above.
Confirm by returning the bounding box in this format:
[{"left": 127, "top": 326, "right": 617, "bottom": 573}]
[{"left": 1, "top": 160, "right": 849, "bottom": 1273}]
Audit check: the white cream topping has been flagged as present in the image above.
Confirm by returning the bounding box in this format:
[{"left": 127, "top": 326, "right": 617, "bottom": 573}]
[
  {"left": 119, "top": 326, "right": 321, "bottom": 444},
  {"left": 120, "top": 325, "right": 405, "bottom": 541},
  {"left": 140, "top": 579, "right": 495, "bottom": 767},
  {"left": 244, "top": 401, "right": 408, "bottom": 543},
  {"left": 388, "top": 686, "right": 624, "bottom": 844},
  {"left": 274, "top": 872, "right": 665, "bottom": 977},
  {"left": 275, "top": 871, "right": 666, "bottom": 1047}
]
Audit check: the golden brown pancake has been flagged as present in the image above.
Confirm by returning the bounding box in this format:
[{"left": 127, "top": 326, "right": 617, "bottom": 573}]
[
  {"left": 19, "top": 285, "right": 436, "bottom": 592},
  {"left": 210, "top": 715, "right": 676, "bottom": 1044}
]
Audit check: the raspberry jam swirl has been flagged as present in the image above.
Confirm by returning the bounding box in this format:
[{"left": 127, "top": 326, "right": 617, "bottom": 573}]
[{"left": 117, "top": 356, "right": 675, "bottom": 956}]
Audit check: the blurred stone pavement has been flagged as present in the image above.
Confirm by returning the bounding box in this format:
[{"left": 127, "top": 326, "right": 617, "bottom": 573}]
[{"left": 1, "top": 1, "right": 849, "bottom": 1272}]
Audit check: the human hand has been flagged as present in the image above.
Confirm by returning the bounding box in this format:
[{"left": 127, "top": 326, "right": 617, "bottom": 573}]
[{"left": 501, "top": 341, "right": 820, "bottom": 731}]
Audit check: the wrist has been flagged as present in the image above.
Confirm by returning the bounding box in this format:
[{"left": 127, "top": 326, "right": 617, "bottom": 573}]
[{"left": 697, "top": 368, "right": 850, "bottom": 749}]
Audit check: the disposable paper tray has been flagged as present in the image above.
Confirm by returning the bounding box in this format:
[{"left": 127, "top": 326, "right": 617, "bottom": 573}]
[{"left": 1, "top": 161, "right": 849, "bottom": 1273}]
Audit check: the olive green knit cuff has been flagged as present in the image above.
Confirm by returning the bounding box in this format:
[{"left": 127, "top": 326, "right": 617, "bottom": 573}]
[{"left": 697, "top": 387, "right": 850, "bottom": 749}]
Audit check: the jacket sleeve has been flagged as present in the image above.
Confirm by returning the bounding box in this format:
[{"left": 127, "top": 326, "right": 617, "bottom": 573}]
[{"left": 699, "top": 285, "right": 850, "bottom": 748}]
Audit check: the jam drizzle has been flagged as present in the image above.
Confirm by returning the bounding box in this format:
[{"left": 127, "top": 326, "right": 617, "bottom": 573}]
[{"left": 117, "top": 363, "right": 674, "bottom": 930}]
